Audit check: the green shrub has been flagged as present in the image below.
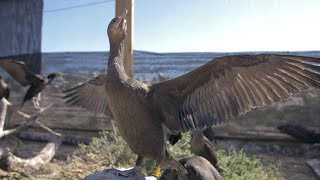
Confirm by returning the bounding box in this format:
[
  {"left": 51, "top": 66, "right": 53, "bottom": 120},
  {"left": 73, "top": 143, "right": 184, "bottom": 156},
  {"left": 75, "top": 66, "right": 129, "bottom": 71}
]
[
  {"left": 4, "top": 125, "right": 281, "bottom": 179},
  {"left": 63, "top": 127, "right": 281, "bottom": 179},
  {"left": 217, "top": 149, "right": 281, "bottom": 180}
]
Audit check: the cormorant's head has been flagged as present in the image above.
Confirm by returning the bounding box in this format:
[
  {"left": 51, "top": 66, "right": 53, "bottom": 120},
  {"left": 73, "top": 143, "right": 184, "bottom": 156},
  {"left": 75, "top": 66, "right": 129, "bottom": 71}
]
[
  {"left": 47, "top": 72, "right": 63, "bottom": 84},
  {"left": 107, "top": 9, "right": 127, "bottom": 43}
]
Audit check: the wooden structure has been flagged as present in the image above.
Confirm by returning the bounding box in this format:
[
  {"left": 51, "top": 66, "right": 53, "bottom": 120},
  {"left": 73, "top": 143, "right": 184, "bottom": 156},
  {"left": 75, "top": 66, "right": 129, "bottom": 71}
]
[
  {"left": 0, "top": 0, "right": 43, "bottom": 73},
  {"left": 116, "top": 0, "right": 134, "bottom": 77}
]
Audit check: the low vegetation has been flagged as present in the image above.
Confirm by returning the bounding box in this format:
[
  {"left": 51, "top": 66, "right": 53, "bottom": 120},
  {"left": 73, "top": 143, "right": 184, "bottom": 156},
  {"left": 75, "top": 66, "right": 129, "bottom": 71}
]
[{"left": 3, "top": 125, "right": 281, "bottom": 179}]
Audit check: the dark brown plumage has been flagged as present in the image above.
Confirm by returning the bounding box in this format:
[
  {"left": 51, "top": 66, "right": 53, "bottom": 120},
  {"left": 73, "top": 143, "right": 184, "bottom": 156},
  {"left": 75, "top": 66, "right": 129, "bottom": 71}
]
[
  {"left": 278, "top": 124, "right": 320, "bottom": 144},
  {"left": 0, "top": 59, "right": 61, "bottom": 108},
  {"left": 159, "top": 156, "right": 223, "bottom": 180},
  {"left": 190, "top": 130, "right": 222, "bottom": 172},
  {"left": 63, "top": 10, "right": 320, "bottom": 174}
]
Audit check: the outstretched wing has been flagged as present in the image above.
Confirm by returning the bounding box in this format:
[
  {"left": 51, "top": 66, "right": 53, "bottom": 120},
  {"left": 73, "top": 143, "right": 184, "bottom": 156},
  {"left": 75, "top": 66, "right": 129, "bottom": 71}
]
[
  {"left": 0, "top": 59, "right": 36, "bottom": 86},
  {"left": 149, "top": 54, "right": 320, "bottom": 132},
  {"left": 63, "top": 74, "right": 111, "bottom": 115}
]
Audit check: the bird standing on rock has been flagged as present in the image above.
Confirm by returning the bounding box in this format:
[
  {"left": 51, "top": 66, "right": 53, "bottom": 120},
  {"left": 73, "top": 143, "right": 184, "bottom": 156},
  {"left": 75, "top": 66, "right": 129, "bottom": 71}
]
[
  {"left": 0, "top": 59, "right": 62, "bottom": 109},
  {"left": 190, "top": 130, "right": 223, "bottom": 172},
  {"left": 160, "top": 156, "right": 223, "bottom": 180},
  {"left": 64, "top": 9, "right": 320, "bottom": 177}
]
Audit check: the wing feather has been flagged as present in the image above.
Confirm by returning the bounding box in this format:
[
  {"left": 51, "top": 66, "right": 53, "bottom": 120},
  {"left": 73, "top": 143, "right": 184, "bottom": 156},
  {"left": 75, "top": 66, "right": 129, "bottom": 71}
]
[
  {"left": 63, "top": 74, "right": 111, "bottom": 115},
  {"left": 149, "top": 54, "right": 320, "bottom": 132},
  {"left": 0, "top": 59, "right": 36, "bottom": 86}
]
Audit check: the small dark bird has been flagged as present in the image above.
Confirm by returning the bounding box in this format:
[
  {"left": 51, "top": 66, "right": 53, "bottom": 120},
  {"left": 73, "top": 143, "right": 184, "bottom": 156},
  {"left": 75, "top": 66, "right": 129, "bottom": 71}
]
[
  {"left": 278, "top": 124, "right": 320, "bottom": 144},
  {"left": 0, "top": 59, "right": 62, "bottom": 108},
  {"left": 64, "top": 9, "right": 320, "bottom": 176},
  {"left": 190, "top": 130, "right": 222, "bottom": 172},
  {"left": 160, "top": 156, "right": 223, "bottom": 180},
  {"left": 169, "top": 128, "right": 222, "bottom": 171},
  {"left": 0, "top": 75, "right": 9, "bottom": 100}
]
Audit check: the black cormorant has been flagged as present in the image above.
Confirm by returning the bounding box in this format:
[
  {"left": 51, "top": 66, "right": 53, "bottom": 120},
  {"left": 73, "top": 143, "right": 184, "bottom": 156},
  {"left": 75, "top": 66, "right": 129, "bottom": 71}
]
[{"left": 64, "top": 9, "right": 320, "bottom": 176}]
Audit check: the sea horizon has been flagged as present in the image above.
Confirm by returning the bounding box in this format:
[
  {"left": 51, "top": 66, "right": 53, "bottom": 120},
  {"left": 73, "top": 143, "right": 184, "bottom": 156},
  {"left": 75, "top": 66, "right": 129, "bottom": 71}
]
[{"left": 42, "top": 50, "right": 320, "bottom": 82}]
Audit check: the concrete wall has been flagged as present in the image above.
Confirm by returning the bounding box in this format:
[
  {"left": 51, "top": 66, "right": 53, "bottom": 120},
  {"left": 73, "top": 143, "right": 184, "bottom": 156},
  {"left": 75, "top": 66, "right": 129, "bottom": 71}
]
[{"left": 0, "top": 0, "right": 43, "bottom": 73}]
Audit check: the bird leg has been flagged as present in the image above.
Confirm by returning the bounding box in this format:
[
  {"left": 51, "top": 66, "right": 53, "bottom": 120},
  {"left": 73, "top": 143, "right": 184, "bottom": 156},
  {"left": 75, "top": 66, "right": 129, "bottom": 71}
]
[
  {"left": 0, "top": 98, "right": 9, "bottom": 136},
  {"left": 32, "top": 94, "right": 53, "bottom": 111},
  {"left": 131, "top": 155, "right": 144, "bottom": 175},
  {"left": 32, "top": 99, "right": 41, "bottom": 110},
  {"left": 151, "top": 162, "right": 161, "bottom": 178},
  {"left": 32, "top": 93, "right": 41, "bottom": 109},
  {"left": 135, "top": 155, "right": 144, "bottom": 169}
]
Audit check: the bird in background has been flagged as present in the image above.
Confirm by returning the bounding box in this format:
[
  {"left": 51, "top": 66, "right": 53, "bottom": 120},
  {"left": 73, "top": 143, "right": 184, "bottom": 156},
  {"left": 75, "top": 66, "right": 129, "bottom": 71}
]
[
  {"left": 168, "top": 128, "right": 222, "bottom": 172},
  {"left": 64, "top": 9, "right": 320, "bottom": 177},
  {"left": 0, "top": 75, "right": 9, "bottom": 100},
  {"left": 160, "top": 156, "right": 223, "bottom": 180},
  {"left": 0, "top": 59, "right": 62, "bottom": 109},
  {"left": 190, "top": 130, "right": 223, "bottom": 172},
  {"left": 278, "top": 124, "right": 320, "bottom": 144}
]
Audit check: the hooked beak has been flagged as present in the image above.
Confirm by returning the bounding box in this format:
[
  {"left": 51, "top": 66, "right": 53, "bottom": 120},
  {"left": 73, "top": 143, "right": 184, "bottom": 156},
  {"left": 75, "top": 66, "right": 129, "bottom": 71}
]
[{"left": 115, "top": 9, "right": 127, "bottom": 29}]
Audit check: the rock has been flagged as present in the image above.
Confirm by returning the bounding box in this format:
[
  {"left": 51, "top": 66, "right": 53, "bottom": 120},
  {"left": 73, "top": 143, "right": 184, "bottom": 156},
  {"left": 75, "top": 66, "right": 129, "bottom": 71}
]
[{"left": 83, "top": 167, "right": 157, "bottom": 180}]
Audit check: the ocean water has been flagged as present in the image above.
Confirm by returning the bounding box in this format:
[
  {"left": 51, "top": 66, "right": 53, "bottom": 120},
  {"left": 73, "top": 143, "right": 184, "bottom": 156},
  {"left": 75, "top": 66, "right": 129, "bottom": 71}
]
[{"left": 42, "top": 51, "right": 320, "bottom": 81}]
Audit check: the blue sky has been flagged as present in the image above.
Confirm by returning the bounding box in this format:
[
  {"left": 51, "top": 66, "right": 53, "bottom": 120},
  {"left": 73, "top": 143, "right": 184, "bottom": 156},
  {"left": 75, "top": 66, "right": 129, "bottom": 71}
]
[{"left": 43, "top": 0, "right": 320, "bottom": 53}]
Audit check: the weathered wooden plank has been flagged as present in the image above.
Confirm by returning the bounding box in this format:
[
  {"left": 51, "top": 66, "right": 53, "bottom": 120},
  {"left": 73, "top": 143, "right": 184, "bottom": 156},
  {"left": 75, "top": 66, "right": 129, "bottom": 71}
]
[{"left": 8, "top": 101, "right": 112, "bottom": 131}]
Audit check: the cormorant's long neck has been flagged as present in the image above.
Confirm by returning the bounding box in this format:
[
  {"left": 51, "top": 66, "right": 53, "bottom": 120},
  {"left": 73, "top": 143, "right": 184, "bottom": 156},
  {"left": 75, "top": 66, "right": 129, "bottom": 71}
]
[{"left": 108, "top": 40, "right": 127, "bottom": 80}]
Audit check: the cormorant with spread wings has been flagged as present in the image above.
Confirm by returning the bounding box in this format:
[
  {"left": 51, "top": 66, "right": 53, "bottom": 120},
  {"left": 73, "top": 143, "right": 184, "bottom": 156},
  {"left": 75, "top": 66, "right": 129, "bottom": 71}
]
[{"left": 64, "top": 10, "right": 320, "bottom": 176}]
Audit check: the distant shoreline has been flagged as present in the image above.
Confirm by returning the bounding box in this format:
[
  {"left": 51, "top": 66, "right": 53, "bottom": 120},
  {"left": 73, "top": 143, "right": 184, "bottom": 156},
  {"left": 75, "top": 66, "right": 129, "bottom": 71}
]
[
  {"left": 41, "top": 51, "right": 320, "bottom": 81},
  {"left": 41, "top": 50, "right": 320, "bottom": 55}
]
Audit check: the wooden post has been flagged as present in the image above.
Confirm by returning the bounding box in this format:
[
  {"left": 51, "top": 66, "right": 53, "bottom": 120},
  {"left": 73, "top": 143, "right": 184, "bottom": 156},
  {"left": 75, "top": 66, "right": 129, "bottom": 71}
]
[
  {"left": 116, "top": 0, "right": 134, "bottom": 78},
  {"left": 0, "top": 0, "right": 43, "bottom": 74}
]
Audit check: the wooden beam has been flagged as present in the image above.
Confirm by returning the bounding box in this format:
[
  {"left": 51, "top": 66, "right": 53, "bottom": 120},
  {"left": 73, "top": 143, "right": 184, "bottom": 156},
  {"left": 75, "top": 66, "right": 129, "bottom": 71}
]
[{"left": 116, "top": 0, "right": 134, "bottom": 77}]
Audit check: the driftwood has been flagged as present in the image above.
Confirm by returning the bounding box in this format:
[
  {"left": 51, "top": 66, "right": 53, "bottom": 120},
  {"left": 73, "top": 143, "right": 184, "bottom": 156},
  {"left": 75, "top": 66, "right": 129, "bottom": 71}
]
[
  {"left": 2, "top": 136, "right": 62, "bottom": 170},
  {"left": 0, "top": 98, "right": 62, "bottom": 171},
  {"left": 0, "top": 98, "right": 51, "bottom": 138}
]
